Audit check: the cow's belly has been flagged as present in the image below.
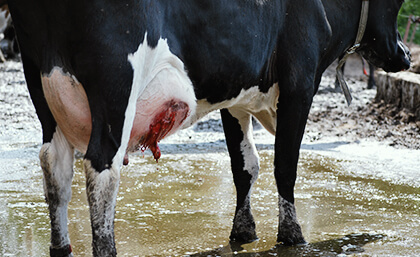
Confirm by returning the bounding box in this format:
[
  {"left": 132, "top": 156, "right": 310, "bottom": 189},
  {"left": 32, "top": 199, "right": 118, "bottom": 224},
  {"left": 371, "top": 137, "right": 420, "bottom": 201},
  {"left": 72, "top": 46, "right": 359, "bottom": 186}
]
[
  {"left": 41, "top": 67, "right": 191, "bottom": 158},
  {"left": 185, "top": 84, "right": 279, "bottom": 135}
]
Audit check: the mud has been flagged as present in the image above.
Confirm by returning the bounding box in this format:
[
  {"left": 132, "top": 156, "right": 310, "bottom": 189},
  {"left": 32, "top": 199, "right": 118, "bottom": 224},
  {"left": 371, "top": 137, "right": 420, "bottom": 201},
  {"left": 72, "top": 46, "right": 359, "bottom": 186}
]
[
  {"left": 0, "top": 58, "right": 419, "bottom": 256},
  {"left": 312, "top": 56, "right": 420, "bottom": 150}
]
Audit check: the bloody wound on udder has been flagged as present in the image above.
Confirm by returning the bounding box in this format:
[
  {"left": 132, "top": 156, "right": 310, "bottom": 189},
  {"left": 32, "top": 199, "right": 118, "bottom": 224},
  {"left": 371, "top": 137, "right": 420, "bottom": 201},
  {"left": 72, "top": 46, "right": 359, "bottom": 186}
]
[{"left": 140, "top": 100, "right": 189, "bottom": 161}]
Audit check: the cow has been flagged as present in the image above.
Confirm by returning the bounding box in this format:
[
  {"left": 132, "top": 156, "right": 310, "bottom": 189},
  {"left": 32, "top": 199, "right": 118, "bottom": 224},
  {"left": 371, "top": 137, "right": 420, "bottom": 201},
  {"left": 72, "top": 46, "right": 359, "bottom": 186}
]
[{"left": 7, "top": 0, "right": 410, "bottom": 256}]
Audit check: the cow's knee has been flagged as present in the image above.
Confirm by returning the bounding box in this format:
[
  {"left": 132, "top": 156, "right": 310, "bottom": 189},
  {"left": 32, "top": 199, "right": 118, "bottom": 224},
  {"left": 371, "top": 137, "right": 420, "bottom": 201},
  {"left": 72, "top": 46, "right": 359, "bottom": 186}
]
[{"left": 39, "top": 128, "right": 74, "bottom": 256}]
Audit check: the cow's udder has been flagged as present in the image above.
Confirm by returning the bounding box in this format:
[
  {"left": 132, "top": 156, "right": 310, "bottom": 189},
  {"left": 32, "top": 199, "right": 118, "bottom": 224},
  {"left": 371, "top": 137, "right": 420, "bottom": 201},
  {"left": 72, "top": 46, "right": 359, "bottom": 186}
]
[{"left": 131, "top": 100, "right": 189, "bottom": 161}]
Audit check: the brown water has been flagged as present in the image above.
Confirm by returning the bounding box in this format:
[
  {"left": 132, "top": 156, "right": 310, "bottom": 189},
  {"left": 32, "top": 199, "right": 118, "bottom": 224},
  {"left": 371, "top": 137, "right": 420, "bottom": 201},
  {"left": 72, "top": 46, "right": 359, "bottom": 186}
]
[{"left": 0, "top": 150, "right": 418, "bottom": 256}]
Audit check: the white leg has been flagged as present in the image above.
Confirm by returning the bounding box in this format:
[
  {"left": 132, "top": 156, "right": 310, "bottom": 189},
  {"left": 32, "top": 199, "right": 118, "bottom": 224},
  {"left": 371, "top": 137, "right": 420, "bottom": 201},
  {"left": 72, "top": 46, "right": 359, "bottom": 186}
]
[
  {"left": 84, "top": 160, "right": 120, "bottom": 257},
  {"left": 39, "top": 127, "right": 74, "bottom": 257}
]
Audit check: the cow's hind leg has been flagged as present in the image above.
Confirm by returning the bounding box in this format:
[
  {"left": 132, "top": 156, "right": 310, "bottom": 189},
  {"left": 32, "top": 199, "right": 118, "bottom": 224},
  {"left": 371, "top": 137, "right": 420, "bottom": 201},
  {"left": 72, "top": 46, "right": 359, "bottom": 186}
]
[
  {"left": 221, "top": 108, "right": 259, "bottom": 243},
  {"left": 20, "top": 53, "right": 74, "bottom": 256},
  {"left": 40, "top": 127, "right": 75, "bottom": 257}
]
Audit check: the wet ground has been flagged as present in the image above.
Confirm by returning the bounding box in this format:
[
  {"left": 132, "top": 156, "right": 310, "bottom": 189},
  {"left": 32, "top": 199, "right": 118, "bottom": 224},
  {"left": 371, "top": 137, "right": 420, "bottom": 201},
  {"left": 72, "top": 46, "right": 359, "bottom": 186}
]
[{"left": 0, "top": 59, "right": 419, "bottom": 256}]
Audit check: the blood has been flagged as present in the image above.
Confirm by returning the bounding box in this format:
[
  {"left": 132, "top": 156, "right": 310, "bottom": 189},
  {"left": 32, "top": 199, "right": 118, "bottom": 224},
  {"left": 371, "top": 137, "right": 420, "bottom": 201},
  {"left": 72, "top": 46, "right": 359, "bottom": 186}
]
[
  {"left": 363, "top": 67, "right": 368, "bottom": 76},
  {"left": 123, "top": 154, "right": 129, "bottom": 165},
  {"left": 140, "top": 100, "right": 189, "bottom": 161},
  {"left": 361, "top": 57, "right": 368, "bottom": 76}
]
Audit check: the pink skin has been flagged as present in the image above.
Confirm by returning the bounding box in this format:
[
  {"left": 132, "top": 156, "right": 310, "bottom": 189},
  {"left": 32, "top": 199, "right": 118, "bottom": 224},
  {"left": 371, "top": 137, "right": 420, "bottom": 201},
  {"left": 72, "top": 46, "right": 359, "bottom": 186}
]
[
  {"left": 129, "top": 99, "right": 189, "bottom": 160},
  {"left": 41, "top": 70, "right": 92, "bottom": 153},
  {"left": 42, "top": 69, "right": 189, "bottom": 164}
]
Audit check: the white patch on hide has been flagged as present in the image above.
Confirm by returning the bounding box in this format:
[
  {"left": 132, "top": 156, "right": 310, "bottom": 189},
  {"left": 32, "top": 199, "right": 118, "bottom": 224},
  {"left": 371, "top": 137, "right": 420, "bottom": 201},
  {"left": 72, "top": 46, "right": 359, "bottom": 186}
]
[
  {"left": 84, "top": 160, "right": 120, "bottom": 239},
  {"left": 185, "top": 83, "right": 279, "bottom": 135},
  {"left": 114, "top": 33, "right": 196, "bottom": 166},
  {"left": 227, "top": 110, "right": 260, "bottom": 186}
]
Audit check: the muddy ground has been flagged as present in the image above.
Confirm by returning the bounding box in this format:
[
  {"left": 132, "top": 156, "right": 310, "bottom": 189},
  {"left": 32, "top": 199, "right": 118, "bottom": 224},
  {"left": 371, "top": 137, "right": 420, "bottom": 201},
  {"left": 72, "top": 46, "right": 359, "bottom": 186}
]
[{"left": 309, "top": 54, "right": 420, "bottom": 150}]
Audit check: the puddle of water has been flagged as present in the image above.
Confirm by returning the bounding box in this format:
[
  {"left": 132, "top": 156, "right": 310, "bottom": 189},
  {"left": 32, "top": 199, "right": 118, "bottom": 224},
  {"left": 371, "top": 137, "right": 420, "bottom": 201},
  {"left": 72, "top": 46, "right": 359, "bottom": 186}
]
[{"left": 0, "top": 150, "right": 419, "bottom": 256}]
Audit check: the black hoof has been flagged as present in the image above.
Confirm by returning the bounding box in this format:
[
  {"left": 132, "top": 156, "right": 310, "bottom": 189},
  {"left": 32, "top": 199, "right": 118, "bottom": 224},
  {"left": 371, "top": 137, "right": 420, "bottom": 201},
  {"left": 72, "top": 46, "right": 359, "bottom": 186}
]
[
  {"left": 367, "top": 81, "right": 376, "bottom": 89},
  {"left": 230, "top": 206, "right": 257, "bottom": 244},
  {"left": 277, "top": 217, "right": 305, "bottom": 246},
  {"left": 277, "top": 233, "right": 306, "bottom": 246},
  {"left": 230, "top": 230, "right": 258, "bottom": 244},
  {"left": 50, "top": 244, "right": 73, "bottom": 257},
  {"left": 277, "top": 234, "right": 306, "bottom": 246}
]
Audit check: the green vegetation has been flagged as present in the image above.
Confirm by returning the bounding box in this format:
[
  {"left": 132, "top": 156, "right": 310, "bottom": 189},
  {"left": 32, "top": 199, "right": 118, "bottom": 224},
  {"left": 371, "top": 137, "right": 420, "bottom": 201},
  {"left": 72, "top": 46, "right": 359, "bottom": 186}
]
[{"left": 398, "top": 0, "right": 420, "bottom": 45}]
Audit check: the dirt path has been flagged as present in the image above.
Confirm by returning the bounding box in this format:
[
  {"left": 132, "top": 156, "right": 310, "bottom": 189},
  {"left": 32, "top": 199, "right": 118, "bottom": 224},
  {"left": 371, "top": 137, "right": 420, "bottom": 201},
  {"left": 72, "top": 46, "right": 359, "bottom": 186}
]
[{"left": 307, "top": 55, "right": 420, "bottom": 150}]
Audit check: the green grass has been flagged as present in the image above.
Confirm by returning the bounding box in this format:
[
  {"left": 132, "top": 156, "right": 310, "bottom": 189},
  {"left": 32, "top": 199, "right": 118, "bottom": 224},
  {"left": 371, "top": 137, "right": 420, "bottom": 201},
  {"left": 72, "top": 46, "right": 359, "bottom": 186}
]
[{"left": 398, "top": 0, "right": 420, "bottom": 45}]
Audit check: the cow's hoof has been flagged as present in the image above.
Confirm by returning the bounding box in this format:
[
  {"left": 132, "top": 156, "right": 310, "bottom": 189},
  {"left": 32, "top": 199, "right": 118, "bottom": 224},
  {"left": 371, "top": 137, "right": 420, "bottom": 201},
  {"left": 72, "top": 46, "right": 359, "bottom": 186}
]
[
  {"left": 277, "top": 215, "right": 305, "bottom": 245},
  {"left": 277, "top": 220, "right": 305, "bottom": 246},
  {"left": 367, "top": 81, "right": 376, "bottom": 89},
  {"left": 277, "top": 235, "right": 306, "bottom": 246},
  {"left": 230, "top": 207, "right": 258, "bottom": 243},
  {"left": 50, "top": 244, "right": 73, "bottom": 257},
  {"left": 277, "top": 228, "right": 306, "bottom": 246},
  {"left": 230, "top": 230, "right": 258, "bottom": 243}
]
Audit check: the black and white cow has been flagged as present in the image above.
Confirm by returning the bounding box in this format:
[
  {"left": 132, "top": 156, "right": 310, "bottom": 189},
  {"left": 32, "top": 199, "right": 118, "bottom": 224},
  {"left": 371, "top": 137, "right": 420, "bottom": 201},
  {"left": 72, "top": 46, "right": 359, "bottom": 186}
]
[{"left": 7, "top": 0, "right": 409, "bottom": 256}]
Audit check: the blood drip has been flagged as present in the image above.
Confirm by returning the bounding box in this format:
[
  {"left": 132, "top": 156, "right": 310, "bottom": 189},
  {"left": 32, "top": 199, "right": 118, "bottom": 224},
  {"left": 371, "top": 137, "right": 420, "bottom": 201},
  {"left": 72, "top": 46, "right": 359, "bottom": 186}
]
[
  {"left": 123, "top": 154, "right": 129, "bottom": 165},
  {"left": 140, "top": 100, "right": 188, "bottom": 161},
  {"left": 363, "top": 67, "right": 368, "bottom": 76}
]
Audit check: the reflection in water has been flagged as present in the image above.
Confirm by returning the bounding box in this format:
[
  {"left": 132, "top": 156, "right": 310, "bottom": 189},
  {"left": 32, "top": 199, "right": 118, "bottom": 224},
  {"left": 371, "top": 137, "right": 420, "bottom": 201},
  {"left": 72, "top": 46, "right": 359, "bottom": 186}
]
[
  {"left": 192, "top": 233, "right": 384, "bottom": 256},
  {"left": 0, "top": 150, "right": 419, "bottom": 256}
]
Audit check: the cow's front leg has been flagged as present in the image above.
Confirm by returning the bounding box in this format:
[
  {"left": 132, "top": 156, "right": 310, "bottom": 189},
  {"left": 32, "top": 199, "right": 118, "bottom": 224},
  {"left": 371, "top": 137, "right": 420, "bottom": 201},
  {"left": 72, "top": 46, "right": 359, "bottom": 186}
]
[
  {"left": 19, "top": 53, "right": 74, "bottom": 256},
  {"left": 274, "top": 80, "right": 314, "bottom": 245},
  {"left": 40, "top": 127, "right": 75, "bottom": 257},
  {"left": 221, "top": 108, "right": 259, "bottom": 243}
]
